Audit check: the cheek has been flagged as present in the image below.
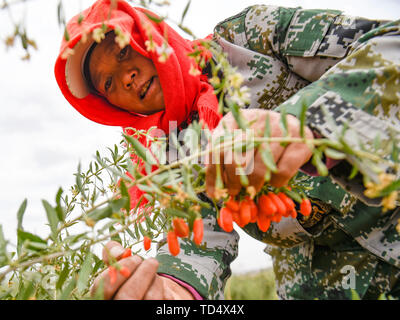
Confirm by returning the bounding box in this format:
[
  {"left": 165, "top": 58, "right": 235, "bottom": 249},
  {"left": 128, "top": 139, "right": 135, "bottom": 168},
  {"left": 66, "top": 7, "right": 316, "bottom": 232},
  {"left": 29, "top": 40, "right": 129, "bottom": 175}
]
[{"left": 108, "top": 90, "right": 140, "bottom": 111}]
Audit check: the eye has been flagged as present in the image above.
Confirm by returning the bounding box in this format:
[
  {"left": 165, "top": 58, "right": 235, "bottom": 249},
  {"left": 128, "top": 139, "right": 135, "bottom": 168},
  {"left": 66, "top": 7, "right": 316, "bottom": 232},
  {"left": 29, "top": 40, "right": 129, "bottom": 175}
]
[
  {"left": 104, "top": 77, "right": 112, "bottom": 92},
  {"left": 118, "top": 46, "right": 128, "bottom": 60}
]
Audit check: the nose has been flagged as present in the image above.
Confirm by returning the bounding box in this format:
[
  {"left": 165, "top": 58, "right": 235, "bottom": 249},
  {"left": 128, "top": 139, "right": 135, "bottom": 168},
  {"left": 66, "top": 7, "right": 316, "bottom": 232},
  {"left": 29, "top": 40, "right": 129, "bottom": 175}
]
[{"left": 122, "top": 69, "right": 138, "bottom": 90}]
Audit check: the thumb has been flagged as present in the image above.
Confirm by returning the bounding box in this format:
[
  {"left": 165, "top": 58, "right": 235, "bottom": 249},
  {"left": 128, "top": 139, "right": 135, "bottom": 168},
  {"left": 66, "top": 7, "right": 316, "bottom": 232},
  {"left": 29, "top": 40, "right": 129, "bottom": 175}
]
[{"left": 102, "top": 241, "right": 126, "bottom": 265}]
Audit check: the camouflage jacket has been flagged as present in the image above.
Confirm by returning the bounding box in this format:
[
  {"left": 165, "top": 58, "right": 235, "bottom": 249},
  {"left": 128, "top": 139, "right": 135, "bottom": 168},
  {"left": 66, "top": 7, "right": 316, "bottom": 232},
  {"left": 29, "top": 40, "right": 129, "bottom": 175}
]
[{"left": 156, "top": 5, "right": 400, "bottom": 300}]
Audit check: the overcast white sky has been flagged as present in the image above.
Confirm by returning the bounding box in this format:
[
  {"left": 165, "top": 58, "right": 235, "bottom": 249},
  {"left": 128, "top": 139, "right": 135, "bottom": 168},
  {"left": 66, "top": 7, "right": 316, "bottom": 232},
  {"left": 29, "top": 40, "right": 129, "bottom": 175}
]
[{"left": 0, "top": 0, "right": 399, "bottom": 274}]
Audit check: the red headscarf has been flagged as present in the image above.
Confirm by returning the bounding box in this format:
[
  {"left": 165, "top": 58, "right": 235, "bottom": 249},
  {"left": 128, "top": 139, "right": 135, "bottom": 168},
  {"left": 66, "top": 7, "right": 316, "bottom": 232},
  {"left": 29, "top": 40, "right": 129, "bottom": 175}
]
[{"left": 54, "top": 0, "right": 221, "bottom": 209}]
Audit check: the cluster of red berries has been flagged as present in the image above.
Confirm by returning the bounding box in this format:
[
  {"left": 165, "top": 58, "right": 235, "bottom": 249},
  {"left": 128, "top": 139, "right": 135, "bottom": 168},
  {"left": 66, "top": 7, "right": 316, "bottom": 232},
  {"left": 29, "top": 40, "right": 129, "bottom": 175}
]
[
  {"left": 218, "top": 192, "right": 312, "bottom": 233},
  {"left": 142, "top": 217, "right": 204, "bottom": 257},
  {"left": 108, "top": 248, "right": 133, "bottom": 284}
]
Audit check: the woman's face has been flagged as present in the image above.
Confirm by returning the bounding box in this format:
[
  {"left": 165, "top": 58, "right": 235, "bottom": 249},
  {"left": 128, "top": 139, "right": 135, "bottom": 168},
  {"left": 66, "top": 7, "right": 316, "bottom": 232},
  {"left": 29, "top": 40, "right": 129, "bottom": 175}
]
[{"left": 88, "top": 32, "right": 165, "bottom": 115}]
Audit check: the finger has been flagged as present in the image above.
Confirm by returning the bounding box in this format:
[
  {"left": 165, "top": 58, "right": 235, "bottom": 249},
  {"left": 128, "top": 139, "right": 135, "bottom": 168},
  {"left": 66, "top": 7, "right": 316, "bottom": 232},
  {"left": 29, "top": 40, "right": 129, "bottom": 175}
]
[
  {"left": 102, "top": 241, "right": 126, "bottom": 265},
  {"left": 205, "top": 113, "right": 238, "bottom": 199},
  {"left": 143, "top": 275, "right": 165, "bottom": 300},
  {"left": 113, "top": 258, "right": 159, "bottom": 300},
  {"left": 270, "top": 130, "right": 313, "bottom": 187},
  {"left": 91, "top": 255, "right": 143, "bottom": 300}
]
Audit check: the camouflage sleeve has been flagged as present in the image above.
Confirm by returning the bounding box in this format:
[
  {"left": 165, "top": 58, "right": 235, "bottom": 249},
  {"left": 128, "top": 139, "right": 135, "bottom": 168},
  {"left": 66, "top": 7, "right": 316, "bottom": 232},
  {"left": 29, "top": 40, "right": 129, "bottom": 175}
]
[
  {"left": 214, "top": 5, "right": 388, "bottom": 109},
  {"left": 155, "top": 201, "right": 239, "bottom": 300},
  {"left": 276, "top": 20, "right": 400, "bottom": 204}
]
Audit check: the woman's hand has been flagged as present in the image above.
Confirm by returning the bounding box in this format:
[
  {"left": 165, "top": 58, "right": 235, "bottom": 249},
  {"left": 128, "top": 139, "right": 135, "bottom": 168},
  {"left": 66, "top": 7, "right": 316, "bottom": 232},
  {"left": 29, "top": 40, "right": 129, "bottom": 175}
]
[
  {"left": 91, "top": 241, "right": 195, "bottom": 300},
  {"left": 205, "top": 109, "right": 314, "bottom": 198}
]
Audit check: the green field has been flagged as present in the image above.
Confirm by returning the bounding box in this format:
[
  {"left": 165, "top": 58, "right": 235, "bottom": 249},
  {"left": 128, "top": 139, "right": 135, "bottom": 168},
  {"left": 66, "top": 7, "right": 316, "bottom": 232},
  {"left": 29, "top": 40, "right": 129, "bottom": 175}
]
[{"left": 225, "top": 268, "right": 278, "bottom": 300}]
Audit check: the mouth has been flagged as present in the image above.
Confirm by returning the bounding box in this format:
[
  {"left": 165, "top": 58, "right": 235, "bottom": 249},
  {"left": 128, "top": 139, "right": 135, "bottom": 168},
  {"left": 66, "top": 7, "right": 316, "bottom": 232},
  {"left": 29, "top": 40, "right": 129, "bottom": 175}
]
[{"left": 139, "top": 76, "right": 155, "bottom": 100}]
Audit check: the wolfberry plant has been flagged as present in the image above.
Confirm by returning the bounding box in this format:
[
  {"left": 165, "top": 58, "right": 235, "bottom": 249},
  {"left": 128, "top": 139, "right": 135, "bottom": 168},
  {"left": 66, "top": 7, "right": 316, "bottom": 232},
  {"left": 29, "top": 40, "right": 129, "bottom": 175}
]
[{"left": 1, "top": 0, "right": 399, "bottom": 300}]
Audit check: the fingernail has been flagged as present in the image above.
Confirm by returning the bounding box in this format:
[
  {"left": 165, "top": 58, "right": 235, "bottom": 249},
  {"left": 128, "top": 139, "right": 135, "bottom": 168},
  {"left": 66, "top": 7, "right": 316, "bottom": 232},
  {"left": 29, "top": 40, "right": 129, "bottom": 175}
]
[{"left": 109, "top": 246, "right": 125, "bottom": 258}]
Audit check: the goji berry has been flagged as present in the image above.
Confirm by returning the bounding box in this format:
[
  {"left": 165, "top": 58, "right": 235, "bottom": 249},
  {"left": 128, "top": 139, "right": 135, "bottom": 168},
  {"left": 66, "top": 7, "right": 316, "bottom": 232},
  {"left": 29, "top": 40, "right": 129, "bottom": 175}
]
[
  {"left": 246, "top": 197, "right": 259, "bottom": 223},
  {"left": 218, "top": 207, "right": 234, "bottom": 232},
  {"left": 271, "top": 213, "right": 282, "bottom": 223},
  {"left": 231, "top": 210, "right": 244, "bottom": 227},
  {"left": 258, "top": 194, "right": 277, "bottom": 217},
  {"left": 121, "top": 248, "right": 132, "bottom": 259},
  {"left": 239, "top": 200, "right": 251, "bottom": 226},
  {"left": 300, "top": 198, "right": 312, "bottom": 216},
  {"left": 277, "top": 192, "right": 295, "bottom": 216},
  {"left": 167, "top": 230, "right": 180, "bottom": 256},
  {"left": 119, "top": 266, "right": 131, "bottom": 278},
  {"left": 268, "top": 192, "right": 287, "bottom": 216},
  {"left": 289, "top": 209, "right": 297, "bottom": 218},
  {"left": 226, "top": 196, "right": 240, "bottom": 212},
  {"left": 193, "top": 218, "right": 204, "bottom": 245},
  {"left": 143, "top": 236, "right": 151, "bottom": 251},
  {"left": 257, "top": 213, "right": 271, "bottom": 232},
  {"left": 108, "top": 266, "right": 117, "bottom": 285},
  {"left": 172, "top": 217, "right": 189, "bottom": 238}
]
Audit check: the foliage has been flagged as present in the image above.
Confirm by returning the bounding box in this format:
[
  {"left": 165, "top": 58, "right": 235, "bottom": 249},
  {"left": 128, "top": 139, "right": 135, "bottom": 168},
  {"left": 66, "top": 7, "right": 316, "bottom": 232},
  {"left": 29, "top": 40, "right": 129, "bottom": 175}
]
[
  {"left": 0, "top": 0, "right": 399, "bottom": 300},
  {"left": 225, "top": 269, "right": 278, "bottom": 300}
]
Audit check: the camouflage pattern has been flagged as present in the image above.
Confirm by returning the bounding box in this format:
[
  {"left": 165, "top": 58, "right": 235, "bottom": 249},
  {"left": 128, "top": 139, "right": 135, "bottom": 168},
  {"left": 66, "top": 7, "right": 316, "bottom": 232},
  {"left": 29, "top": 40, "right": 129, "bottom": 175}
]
[{"left": 156, "top": 5, "right": 400, "bottom": 300}]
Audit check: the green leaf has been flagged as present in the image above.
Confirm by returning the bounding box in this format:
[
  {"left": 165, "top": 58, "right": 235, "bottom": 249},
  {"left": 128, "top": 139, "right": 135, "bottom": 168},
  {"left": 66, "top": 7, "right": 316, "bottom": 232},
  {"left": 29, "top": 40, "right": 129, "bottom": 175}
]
[
  {"left": 260, "top": 145, "right": 278, "bottom": 173},
  {"left": 87, "top": 206, "right": 113, "bottom": 222},
  {"left": 143, "top": 11, "right": 165, "bottom": 23},
  {"left": 56, "top": 263, "right": 70, "bottom": 291},
  {"left": 180, "top": 0, "right": 191, "bottom": 24},
  {"left": 109, "top": 225, "right": 122, "bottom": 245},
  {"left": 391, "top": 139, "right": 399, "bottom": 163},
  {"left": 55, "top": 188, "right": 65, "bottom": 222},
  {"left": 17, "top": 229, "right": 47, "bottom": 254},
  {"left": 324, "top": 148, "right": 346, "bottom": 160},
  {"left": 42, "top": 200, "right": 60, "bottom": 240},
  {"left": 110, "top": 198, "right": 128, "bottom": 213},
  {"left": 119, "top": 180, "right": 131, "bottom": 213},
  {"left": 16, "top": 198, "right": 27, "bottom": 231},
  {"left": 77, "top": 252, "right": 94, "bottom": 293},
  {"left": 279, "top": 106, "right": 289, "bottom": 144},
  {"left": 282, "top": 189, "right": 303, "bottom": 204},
  {"left": 0, "top": 225, "right": 8, "bottom": 267},
  {"left": 164, "top": 207, "right": 190, "bottom": 219},
  {"left": 348, "top": 165, "right": 359, "bottom": 180},
  {"left": 124, "top": 134, "right": 157, "bottom": 165},
  {"left": 311, "top": 149, "right": 328, "bottom": 176},
  {"left": 17, "top": 280, "right": 36, "bottom": 300},
  {"left": 299, "top": 101, "right": 307, "bottom": 138},
  {"left": 235, "top": 165, "right": 249, "bottom": 187},
  {"left": 59, "top": 277, "right": 76, "bottom": 300},
  {"left": 17, "top": 229, "right": 46, "bottom": 244}
]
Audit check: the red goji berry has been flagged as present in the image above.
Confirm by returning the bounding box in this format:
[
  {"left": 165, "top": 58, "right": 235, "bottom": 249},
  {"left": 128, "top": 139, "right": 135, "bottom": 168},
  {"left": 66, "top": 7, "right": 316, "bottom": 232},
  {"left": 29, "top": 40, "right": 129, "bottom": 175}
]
[
  {"left": 108, "top": 266, "right": 117, "bottom": 285},
  {"left": 258, "top": 194, "right": 277, "bottom": 217},
  {"left": 226, "top": 196, "right": 240, "bottom": 212},
  {"left": 246, "top": 197, "right": 258, "bottom": 223},
  {"left": 193, "top": 218, "right": 204, "bottom": 245},
  {"left": 271, "top": 213, "right": 282, "bottom": 223},
  {"left": 121, "top": 248, "right": 132, "bottom": 259},
  {"left": 167, "top": 230, "right": 180, "bottom": 256},
  {"left": 119, "top": 266, "right": 131, "bottom": 278},
  {"left": 172, "top": 217, "right": 189, "bottom": 238},
  {"left": 277, "top": 192, "right": 295, "bottom": 217},
  {"left": 239, "top": 200, "right": 252, "bottom": 226},
  {"left": 257, "top": 213, "right": 271, "bottom": 232},
  {"left": 300, "top": 198, "right": 312, "bottom": 216},
  {"left": 218, "top": 207, "right": 234, "bottom": 232},
  {"left": 231, "top": 210, "right": 244, "bottom": 227},
  {"left": 268, "top": 192, "right": 287, "bottom": 216},
  {"left": 289, "top": 209, "right": 297, "bottom": 218},
  {"left": 143, "top": 236, "right": 151, "bottom": 251}
]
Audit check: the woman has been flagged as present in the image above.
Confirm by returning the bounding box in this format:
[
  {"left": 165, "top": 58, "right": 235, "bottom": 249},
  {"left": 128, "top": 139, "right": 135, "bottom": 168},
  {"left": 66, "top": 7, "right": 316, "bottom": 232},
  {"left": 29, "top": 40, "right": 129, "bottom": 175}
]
[{"left": 55, "top": 0, "right": 400, "bottom": 299}]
